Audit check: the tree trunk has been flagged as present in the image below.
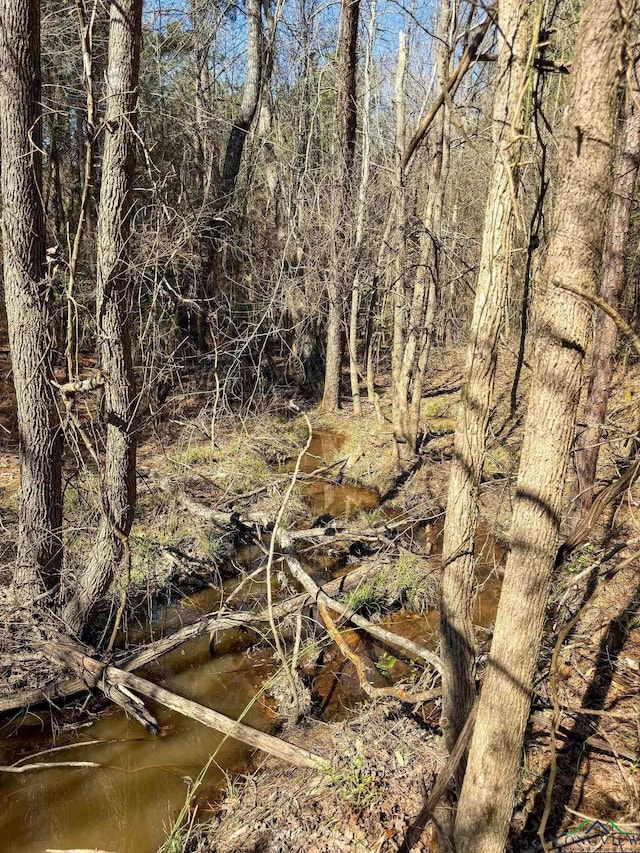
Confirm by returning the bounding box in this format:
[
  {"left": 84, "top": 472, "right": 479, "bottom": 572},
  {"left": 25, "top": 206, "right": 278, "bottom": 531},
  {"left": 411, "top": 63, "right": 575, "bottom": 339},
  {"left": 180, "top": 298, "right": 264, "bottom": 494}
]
[
  {"left": 198, "top": 0, "right": 262, "bottom": 306},
  {"left": 348, "top": 0, "right": 376, "bottom": 416},
  {"left": 575, "top": 72, "right": 640, "bottom": 509},
  {"left": 439, "top": 0, "right": 532, "bottom": 756},
  {"left": 321, "top": 0, "right": 361, "bottom": 411},
  {"left": 0, "top": 0, "right": 63, "bottom": 601},
  {"left": 322, "top": 290, "right": 343, "bottom": 410},
  {"left": 64, "top": 0, "right": 142, "bottom": 634},
  {"left": 391, "top": 31, "right": 408, "bottom": 406},
  {"left": 453, "top": 3, "right": 625, "bottom": 851},
  {"left": 221, "top": 0, "right": 263, "bottom": 199},
  {"left": 393, "top": 0, "right": 452, "bottom": 458}
]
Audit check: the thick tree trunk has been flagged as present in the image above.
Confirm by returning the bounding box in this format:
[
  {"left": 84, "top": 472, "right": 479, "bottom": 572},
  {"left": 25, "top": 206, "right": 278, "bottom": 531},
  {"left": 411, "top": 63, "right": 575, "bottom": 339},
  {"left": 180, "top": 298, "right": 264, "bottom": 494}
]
[
  {"left": 321, "top": 0, "right": 360, "bottom": 411},
  {"left": 0, "top": 0, "right": 63, "bottom": 601},
  {"left": 64, "top": 0, "right": 142, "bottom": 634},
  {"left": 453, "top": 3, "right": 625, "bottom": 851},
  {"left": 575, "top": 77, "right": 640, "bottom": 509},
  {"left": 439, "top": 0, "right": 532, "bottom": 756}
]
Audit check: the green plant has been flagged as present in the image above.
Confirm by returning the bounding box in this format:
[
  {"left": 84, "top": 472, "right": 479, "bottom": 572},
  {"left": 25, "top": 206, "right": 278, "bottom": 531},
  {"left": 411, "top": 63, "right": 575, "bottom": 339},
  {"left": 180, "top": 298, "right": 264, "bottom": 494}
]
[
  {"left": 345, "top": 580, "right": 384, "bottom": 616},
  {"left": 169, "top": 440, "right": 218, "bottom": 470},
  {"left": 195, "top": 529, "right": 226, "bottom": 564},
  {"left": 363, "top": 507, "right": 386, "bottom": 527},
  {"left": 376, "top": 553, "right": 439, "bottom": 612},
  {"left": 158, "top": 755, "right": 216, "bottom": 853},
  {"left": 326, "top": 739, "right": 381, "bottom": 811},
  {"left": 375, "top": 652, "right": 397, "bottom": 676}
]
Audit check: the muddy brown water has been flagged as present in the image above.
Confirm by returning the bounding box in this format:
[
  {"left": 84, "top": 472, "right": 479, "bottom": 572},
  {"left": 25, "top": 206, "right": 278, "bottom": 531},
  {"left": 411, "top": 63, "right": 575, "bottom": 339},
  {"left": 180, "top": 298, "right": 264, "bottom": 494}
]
[{"left": 0, "top": 431, "right": 504, "bottom": 853}]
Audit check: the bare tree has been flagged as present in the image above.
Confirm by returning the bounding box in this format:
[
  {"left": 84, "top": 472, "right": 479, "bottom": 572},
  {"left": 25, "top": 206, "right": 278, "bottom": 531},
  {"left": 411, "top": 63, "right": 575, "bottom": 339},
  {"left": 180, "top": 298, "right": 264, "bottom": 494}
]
[
  {"left": 198, "top": 0, "right": 263, "bottom": 307},
  {"left": 439, "top": 0, "right": 533, "bottom": 755},
  {"left": 392, "top": 0, "right": 454, "bottom": 458},
  {"left": 322, "top": 0, "right": 361, "bottom": 411},
  {"left": 347, "top": 0, "right": 376, "bottom": 416},
  {"left": 453, "top": 2, "right": 627, "bottom": 851},
  {"left": 64, "top": 0, "right": 143, "bottom": 634},
  {"left": 0, "top": 0, "right": 63, "bottom": 601}
]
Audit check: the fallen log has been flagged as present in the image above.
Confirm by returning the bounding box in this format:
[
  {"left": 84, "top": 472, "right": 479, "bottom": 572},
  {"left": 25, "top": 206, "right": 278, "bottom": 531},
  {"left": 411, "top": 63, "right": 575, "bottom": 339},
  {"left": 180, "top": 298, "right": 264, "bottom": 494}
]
[
  {"left": 318, "top": 601, "right": 440, "bottom": 704},
  {"left": 0, "top": 560, "right": 387, "bottom": 715},
  {"left": 280, "top": 533, "right": 443, "bottom": 675},
  {"left": 45, "top": 641, "right": 325, "bottom": 771},
  {"left": 156, "top": 473, "right": 427, "bottom": 548}
]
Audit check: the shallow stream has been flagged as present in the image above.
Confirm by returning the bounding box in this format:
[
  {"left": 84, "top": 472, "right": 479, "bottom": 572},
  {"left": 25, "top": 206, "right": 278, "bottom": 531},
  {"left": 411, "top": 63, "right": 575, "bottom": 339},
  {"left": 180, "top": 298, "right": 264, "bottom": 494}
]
[{"left": 0, "top": 431, "right": 503, "bottom": 853}]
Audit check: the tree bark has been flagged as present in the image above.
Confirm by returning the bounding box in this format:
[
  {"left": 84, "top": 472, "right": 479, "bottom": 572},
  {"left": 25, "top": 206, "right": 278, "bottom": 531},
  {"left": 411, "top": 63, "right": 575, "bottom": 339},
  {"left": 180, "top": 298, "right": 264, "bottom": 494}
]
[
  {"left": 440, "top": 0, "right": 532, "bottom": 757},
  {"left": 575, "top": 70, "right": 640, "bottom": 509},
  {"left": 321, "top": 0, "right": 360, "bottom": 411},
  {"left": 391, "top": 31, "right": 408, "bottom": 406},
  {"left": 0, "top": 0, "right": 63, "bottom": 601},
  {"left": 64, "top": 0, "right": 142, "bottom": 634},
  {"left": 221, "top": 0, "right": 263, "bottom": 200},
  {"left": 348, "top": 0, "right": 376, "bottom": 416},
  {"left": 453, "top": 3, "right": 625, "bottom": 851}
]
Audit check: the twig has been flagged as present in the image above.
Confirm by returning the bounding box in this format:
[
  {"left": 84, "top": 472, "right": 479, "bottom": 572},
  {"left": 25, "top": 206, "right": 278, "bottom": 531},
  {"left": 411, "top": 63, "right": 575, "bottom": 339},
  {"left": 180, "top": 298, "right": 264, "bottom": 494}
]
[
  {"left": 0, "top": 761, "right": 100, "bottom": 773},
  {"left": 263, "top": 403, "right": 313, "bottom": 712}
]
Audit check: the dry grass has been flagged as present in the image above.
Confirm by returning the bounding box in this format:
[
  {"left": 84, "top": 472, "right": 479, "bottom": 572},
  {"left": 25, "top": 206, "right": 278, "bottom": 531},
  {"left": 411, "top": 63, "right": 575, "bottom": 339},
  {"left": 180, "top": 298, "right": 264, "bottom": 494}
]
[{"left": 175, "top": 700, "right": 441, "bottom": 853}]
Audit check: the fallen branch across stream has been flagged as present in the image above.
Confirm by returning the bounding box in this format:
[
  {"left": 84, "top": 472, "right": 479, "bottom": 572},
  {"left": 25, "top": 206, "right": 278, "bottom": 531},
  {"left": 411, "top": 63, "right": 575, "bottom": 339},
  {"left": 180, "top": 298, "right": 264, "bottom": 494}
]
[
  {"left": 44, "top": 640, "right": 325, "bottom": 771},
  {"left": 0, "top": 560, "right": 395, "bottom": 715},
  {"left": 280, "top": 532, "right": 443, "bottom": 676}
]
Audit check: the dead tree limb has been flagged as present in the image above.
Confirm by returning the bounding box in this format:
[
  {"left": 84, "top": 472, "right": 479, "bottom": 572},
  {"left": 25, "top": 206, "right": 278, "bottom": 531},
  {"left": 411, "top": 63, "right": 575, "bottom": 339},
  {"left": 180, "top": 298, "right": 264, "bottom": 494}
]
[
  {"left": 401, "top": 11, "right": 494, "bottom": 170},
  {"left": 44, "top": 641, "right": 325, "bottom": 770},
  {"left": 0, "top": 561, "right": 386, "bottom": 715},
  {"left": 318, "top": 601, "right": 440, "bottom": 703},
  {"left": 280, "top": 532, "right": 442, "bottom": 674}
]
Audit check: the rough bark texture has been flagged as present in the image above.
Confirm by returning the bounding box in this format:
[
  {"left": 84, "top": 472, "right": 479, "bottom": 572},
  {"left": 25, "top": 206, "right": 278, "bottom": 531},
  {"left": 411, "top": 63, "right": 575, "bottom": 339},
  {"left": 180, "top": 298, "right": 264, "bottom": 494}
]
[
  {"left": 575, "top": 75, "right": 640, "bottom": 509},
  {"left": 390, "top": 31, "right": 408, "bottom": 402},
  {"left": 348, "top": 0, "right": 377, "bottom": 416},
  {"left": 0, "top": 0, "right": 63, "bottom": 601},
  {"left": 453, "top": 3, "right": 624, "bottom": 852},
  {"left": 64, "top": 0, "right": 142, "bottom": 634},
  {"left": 440, "top": 0, "right": 531, "bottom": 755},
  {"left": 321, "top": 0, "right": 361, "bottom": 411}
]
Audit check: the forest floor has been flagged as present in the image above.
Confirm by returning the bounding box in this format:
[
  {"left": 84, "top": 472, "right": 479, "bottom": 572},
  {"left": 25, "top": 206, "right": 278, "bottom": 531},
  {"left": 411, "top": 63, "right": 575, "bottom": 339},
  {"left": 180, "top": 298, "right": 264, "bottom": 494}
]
[{"left": 0, "top": 346, "right": 639, "bottom": 852}]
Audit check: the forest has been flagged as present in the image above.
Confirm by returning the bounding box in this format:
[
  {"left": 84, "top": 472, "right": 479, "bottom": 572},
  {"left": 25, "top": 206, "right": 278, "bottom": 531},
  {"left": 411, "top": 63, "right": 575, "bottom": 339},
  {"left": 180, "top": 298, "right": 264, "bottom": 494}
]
[{"left": 0, "top": 0, "right": 639, "bottom": 851}]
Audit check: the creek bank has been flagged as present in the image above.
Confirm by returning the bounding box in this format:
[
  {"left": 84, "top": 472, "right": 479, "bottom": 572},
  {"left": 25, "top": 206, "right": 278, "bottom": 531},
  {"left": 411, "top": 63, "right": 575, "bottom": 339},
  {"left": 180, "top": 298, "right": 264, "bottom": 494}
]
[
  {"left": 0, "top": 394, "right": 513, "bottom": 853},
  {"left": 0, "top": 415, "right": 451, "bottom": 853},
  {"left": 174, "top": 701, "right": 440, "bottom": 853}
]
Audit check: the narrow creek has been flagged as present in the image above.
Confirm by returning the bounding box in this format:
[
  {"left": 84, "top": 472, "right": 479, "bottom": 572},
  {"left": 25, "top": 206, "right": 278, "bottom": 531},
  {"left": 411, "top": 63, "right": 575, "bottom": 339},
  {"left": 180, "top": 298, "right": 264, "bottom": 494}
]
[{"left": 0, "top": 431, "right": 504, "bottom": 853}]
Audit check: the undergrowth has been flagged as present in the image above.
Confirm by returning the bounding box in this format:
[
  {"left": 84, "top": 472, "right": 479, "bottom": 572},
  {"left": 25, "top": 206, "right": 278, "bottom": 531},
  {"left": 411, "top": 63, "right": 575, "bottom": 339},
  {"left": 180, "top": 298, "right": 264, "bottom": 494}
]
[{"left": 345, "top": 553, "right": 439, "bottom": 616}]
